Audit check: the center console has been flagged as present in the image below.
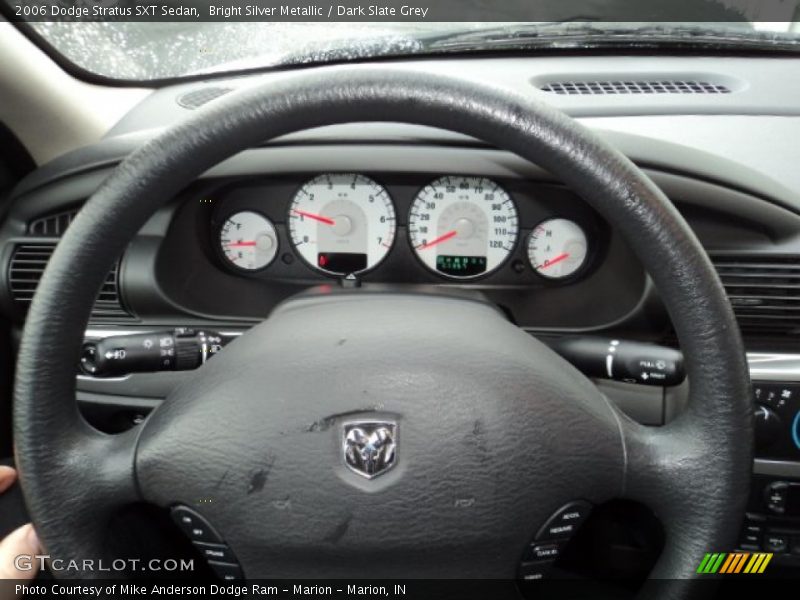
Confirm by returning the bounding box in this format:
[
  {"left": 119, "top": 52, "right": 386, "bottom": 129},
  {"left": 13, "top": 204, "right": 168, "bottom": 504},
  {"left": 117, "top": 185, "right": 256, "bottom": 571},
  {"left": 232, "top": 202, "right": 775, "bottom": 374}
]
[{"left": 742, "top": 355, "right": 800, "bottom": 567}]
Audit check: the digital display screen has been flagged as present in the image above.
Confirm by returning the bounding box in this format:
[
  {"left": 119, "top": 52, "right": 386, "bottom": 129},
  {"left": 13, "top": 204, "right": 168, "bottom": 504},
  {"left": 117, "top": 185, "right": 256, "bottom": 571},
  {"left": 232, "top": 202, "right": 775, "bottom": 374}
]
[
  {"left": 318, "top": 252, "right": 367, "bottom": 274},
  {"left": 436, "top": 255, "right": 487, "bottom": 277}
]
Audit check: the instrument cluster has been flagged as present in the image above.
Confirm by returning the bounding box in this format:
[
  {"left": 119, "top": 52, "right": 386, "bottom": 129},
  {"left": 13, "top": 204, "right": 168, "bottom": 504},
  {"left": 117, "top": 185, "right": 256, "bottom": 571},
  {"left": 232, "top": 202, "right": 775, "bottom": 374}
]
[{"left": 212, "top": 173, "right": 597, "bottom": 283}]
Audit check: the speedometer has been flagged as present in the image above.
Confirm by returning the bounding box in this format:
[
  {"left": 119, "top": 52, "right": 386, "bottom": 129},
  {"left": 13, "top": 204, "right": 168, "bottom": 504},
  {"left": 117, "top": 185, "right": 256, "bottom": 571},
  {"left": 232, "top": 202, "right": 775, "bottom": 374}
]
[
  {"left": 288, "top": 174, "right": 396, "bottom": 276},
  {"left": 408, "top": 176, "right": 518, "bottom": 279}
]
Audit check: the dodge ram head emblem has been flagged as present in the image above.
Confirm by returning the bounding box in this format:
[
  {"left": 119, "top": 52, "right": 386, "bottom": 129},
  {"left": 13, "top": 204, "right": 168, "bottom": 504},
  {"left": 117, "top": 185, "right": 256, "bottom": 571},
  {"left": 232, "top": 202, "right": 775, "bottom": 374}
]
[{"left": 343, "top": 421, "right": 397, "bottom": 479}]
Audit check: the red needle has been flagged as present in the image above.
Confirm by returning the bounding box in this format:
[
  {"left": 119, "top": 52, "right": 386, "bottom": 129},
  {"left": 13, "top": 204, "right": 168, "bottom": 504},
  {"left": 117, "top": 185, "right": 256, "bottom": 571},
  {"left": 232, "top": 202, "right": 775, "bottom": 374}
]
[
  {"left": 540, "top": 252, "right": 570, "bottom": 269},
  {"left": 292, "top": 209, "right": 335, "bottom": 225},
  {"left": 226, "top": 241, "right": 257, "bottom": 247},
  {"left": 417, "top": 230, "right": 457, "bottom": 250}
]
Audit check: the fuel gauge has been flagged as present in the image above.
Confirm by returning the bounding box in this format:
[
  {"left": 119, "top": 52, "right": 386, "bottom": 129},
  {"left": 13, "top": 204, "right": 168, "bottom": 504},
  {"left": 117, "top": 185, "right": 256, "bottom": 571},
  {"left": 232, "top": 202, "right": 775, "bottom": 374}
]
[{"left": 219, "top": 211, "right": 279, "bottom": 271}]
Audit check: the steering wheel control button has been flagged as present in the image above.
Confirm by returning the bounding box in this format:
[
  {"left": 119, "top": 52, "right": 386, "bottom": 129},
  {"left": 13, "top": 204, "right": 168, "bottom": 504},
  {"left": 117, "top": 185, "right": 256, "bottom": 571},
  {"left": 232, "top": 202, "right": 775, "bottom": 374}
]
[
  {"left": 208, "top": 561, "right": 244, "bottom": 582},
  {"left": 739, "top": 523, "right": 763, "bottom": 550},
  {"left": 764, "top": 482, "right": 789, "bottom": 515},
  {"left": 764, "top": 532, "right": 789, "bottom": 553},
  {"left": 524, "top": 541, "right": 564, "bottom": 562},
  {"left": 536, "top": 500, "right": 593, "bottom": 540},
  {"left": 518, "top": 561, "right": 553, "bottom": 581},
  {"left": 194, "top": 542, "right": 235, "bottom": 563},
  {"left": 170, "top": 506, "right": 224, "bottom": 543}
]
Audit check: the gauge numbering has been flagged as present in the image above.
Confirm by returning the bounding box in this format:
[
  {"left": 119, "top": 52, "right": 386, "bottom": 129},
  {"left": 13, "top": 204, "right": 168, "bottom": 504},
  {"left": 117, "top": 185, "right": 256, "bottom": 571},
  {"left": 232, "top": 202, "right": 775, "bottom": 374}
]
[
  {"left": 408, "top": 176, "right": 518, "bottom": 279},
  {"left": 288, "top": 174, "right": 396, "bottom": 276}
]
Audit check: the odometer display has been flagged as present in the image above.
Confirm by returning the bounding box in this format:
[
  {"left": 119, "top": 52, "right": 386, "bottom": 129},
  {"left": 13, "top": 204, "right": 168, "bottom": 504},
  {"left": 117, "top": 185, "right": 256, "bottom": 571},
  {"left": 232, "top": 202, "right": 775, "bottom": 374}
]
[{"left": 409, "top": 176, "right": 518, "bottom": 279}]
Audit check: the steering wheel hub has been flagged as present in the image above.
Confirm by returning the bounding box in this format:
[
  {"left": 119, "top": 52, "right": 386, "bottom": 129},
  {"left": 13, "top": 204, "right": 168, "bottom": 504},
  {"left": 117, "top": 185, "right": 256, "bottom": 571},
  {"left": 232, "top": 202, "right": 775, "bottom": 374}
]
[{"left": 136, "top": 293, "right": 623, "bottom": 578}]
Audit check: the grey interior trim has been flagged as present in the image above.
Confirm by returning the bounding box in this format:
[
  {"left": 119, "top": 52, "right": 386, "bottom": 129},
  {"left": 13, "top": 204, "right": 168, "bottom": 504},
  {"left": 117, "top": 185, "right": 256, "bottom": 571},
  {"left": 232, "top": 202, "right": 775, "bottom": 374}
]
[
  {"left": 84, "top": 327, "right": 246, "bottom": 339},
  {"left": 12, "top": 123, "right": 800, "bottom": 217},
  {"left": 198, "top": 140, "right": 800, "bottom": 215},
  {"left": 753, "top": 459, "right": 800, "bottom": 478},
  {"left": 748, "top": 353, "right": 800, "bottom": 382},
  {"left": 107, "top": 56, "right": 800, "bottom": 139}
]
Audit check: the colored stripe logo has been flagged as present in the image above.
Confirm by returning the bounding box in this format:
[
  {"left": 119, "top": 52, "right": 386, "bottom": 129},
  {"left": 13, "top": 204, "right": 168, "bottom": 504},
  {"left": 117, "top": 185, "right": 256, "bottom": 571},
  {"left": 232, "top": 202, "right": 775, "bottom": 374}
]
[{"left": 697, "top": 552, "right": 772, "bottom": 574}]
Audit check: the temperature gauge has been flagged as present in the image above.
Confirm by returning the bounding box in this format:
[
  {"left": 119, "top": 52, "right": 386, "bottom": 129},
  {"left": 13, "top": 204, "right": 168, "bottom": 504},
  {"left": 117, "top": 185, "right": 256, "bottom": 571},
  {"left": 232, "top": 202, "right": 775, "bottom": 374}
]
[
  {"left": 528, "top": 218, "right": 588, "bottom": 279},
  {"left": 218, "top": 211, "right": 279, "bottom": 271}
]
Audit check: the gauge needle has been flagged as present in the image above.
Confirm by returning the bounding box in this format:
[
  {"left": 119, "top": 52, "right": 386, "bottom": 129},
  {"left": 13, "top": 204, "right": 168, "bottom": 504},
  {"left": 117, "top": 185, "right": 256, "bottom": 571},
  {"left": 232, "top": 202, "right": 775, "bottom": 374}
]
[
  {"left": 226, "top": 241, "right": 257, "bottom": 247},
  {"left": 292, "top": 209, "right": 335, "bottom": 225},
  {"left": 417, "top": 230, "right": 457, "bottom": 250},
  {"left": 540, "top": 252, "right": 570, "bottom": 269}
]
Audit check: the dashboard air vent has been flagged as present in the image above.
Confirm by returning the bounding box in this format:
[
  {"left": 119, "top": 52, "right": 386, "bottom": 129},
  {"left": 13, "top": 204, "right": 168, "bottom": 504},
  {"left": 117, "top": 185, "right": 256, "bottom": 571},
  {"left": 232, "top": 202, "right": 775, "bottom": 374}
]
[
  {"left": 712, "top": 255, "right": 800, "bottom": 335},
  {"left": 177, "top": 86, "right": 233, "bottom": 109},
  {"left": 8, "top": 243, "right": 132, "bottom": 320},
  {"left": 28, "top": 208, "right": 78, "bottom": 236},
  {"left": 540, "top": 80, "right": 731, "bottom": 96}
]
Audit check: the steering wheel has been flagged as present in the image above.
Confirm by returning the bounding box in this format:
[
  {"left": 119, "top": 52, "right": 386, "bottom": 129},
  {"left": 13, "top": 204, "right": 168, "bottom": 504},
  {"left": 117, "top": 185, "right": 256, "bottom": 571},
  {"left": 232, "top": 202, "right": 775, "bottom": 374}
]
[{"left": 14, "top": 70, "right": 752, "bottom": 596}]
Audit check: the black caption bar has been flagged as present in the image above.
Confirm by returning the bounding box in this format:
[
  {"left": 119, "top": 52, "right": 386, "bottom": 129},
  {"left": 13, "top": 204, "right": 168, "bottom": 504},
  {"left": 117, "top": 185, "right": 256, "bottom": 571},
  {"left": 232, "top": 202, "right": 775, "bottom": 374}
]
[
  {"left": 1, "top": 0, "right": 793, "bottom": 23},
  {"left": 0, "top": 578, "right": 789, "bottom": 599}
]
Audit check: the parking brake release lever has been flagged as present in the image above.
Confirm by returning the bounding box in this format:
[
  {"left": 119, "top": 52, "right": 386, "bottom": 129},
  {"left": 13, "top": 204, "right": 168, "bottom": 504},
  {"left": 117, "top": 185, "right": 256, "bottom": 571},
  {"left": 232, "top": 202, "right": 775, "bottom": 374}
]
[
  {"left": 80, "top": 328, "right": 228, "bottom": 377},
  {"left": 545, "top": 336, "right": 685, "bottom": 386}
]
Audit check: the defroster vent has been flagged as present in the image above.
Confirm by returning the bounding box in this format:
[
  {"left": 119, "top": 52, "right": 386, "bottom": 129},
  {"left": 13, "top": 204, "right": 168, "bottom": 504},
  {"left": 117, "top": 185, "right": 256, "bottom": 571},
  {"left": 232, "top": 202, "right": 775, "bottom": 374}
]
[{"left": 539, "top": 80, "right": 732, "bottom": 95}]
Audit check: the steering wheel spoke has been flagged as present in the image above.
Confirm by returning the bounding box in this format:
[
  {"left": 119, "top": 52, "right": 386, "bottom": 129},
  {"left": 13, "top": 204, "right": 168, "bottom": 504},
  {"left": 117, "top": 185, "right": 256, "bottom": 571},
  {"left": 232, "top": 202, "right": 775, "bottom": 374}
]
[
  {"left": 620, "top": 400, "right": 752, "bottom": 579},
  {"left": 15, "top": 414, "right": 139, "bottom": 577}
]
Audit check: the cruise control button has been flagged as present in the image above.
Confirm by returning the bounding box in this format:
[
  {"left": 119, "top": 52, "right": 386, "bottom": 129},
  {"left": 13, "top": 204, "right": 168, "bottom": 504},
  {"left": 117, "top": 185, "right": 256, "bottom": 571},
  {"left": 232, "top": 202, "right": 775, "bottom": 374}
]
[
  {"left": 170, "top": 506, "right": 223, "bottom": 543},
  {"left": 764, "top": 533, "right": 789, "bottom": 554},
  {"left": 536, "top": 500, "right": 593, "bottom": 540},
  {"left": 194, "top": 542, "right": 235, "bottom": 563},
  {"left": 208, "top": 561, "right": 243, "bottom": 581},
  {"left": 764, "top": 482, "right": 788, "bottom": 515},
  {"left": 740, "top": 523, "right": 763, "bottom": 548},
  {"left": 518, "top": 561, "right": 552, "bottom": 581},
  {"left": 525, "top": 542, "right": 563, "bottom": 562}
]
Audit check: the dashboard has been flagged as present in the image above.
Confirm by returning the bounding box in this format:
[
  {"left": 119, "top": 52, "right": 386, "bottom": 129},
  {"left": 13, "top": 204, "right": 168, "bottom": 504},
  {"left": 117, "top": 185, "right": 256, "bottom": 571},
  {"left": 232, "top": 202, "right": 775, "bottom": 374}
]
[
  {"left": 160, "top": 172, "right": 626, "bottom": 329},
  {"left": 215, "top": 174, "right": 591, "bottom": 281},
  {"left": 214, "top": 173, "right": 592, "bottom": 281},
  {"left": 3, "top": 53, "right": 800, "bottom": 571}
]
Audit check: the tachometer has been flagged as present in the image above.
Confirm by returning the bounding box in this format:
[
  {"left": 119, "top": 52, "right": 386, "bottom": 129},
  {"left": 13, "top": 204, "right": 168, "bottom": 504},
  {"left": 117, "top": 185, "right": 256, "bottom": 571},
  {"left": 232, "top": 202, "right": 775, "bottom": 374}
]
[
  {"left": 288, "top": 174, "right": 396, "bottom": 276},
  {"left": 408, "top": 176, "right": 518, "bottom": 279},
  {"left": 219, "top": 211, "right": 279, "bottom": 271}
]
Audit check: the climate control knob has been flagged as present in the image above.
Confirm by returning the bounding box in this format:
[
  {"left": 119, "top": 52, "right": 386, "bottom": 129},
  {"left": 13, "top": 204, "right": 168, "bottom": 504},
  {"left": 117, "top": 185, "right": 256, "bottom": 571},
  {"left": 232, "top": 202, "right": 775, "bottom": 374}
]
[{"left": 754, "top": 404, "right": 782, "bottom": 450}]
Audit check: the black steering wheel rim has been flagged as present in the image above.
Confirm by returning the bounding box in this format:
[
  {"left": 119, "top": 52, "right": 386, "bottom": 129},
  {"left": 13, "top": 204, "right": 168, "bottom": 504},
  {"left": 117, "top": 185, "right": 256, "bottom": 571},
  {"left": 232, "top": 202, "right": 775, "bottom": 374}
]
[{"left": 14, "top": 68, "right": 752, "bottom": 594}]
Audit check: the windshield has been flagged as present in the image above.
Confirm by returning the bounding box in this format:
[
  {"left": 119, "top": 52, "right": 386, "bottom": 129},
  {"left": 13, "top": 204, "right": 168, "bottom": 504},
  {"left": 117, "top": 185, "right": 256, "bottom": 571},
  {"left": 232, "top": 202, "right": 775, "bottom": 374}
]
[{"left": 9, "top": 3, "right": 800, "bottom": 81}]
